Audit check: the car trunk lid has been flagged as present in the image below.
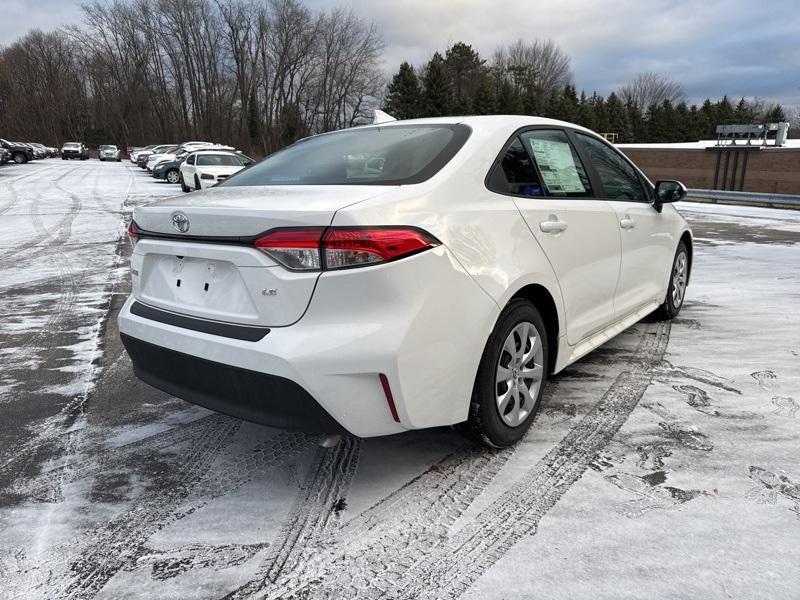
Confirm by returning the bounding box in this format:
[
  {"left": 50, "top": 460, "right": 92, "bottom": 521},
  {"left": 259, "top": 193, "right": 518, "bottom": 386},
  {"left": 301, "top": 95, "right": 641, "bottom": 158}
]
[{"left": 131, "top": 185, "right": 392, "bottom": 327}]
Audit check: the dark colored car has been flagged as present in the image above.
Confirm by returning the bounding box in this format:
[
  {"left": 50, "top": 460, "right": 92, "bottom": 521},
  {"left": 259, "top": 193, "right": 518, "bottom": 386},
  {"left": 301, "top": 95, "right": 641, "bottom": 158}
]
[
  {"left": 0, "top": 148, "right": 9, "bottom": 164},
  {"left": 61, "top": 142, "right": 89, "bottom": 160},
  {"left": 151, "top": 154, "right": 186, "bottom": 184},
  {"left": 0, "top": 139, "right": 35, "bottom": 164}
]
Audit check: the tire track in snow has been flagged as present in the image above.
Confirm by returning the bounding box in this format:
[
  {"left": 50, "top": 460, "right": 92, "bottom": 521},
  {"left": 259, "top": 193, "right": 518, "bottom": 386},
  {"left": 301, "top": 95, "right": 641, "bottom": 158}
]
[
  {"left": 386, "top": 320, "right": 671, "bottom": 600},
  {"left": 4, "top": 414, "right": 223, "bottom": 501},
  {"left": 258, "top": 442, "right": 517, "bottom": 600},
  {"left": 223, "top": 436, "right": 362, "bottom": 599},
  {"left": 264, "top": 320, "right": 670, "bottom": 600},
  {"left": 53, "top": 428, "right": 316, "bottom": 599}
]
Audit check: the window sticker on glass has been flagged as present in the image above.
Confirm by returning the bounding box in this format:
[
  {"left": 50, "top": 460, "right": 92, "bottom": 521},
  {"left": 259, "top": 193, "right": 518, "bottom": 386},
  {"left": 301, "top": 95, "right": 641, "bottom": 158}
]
[{"left": 527, "top": 138, "right": 588, "bottom": 195}]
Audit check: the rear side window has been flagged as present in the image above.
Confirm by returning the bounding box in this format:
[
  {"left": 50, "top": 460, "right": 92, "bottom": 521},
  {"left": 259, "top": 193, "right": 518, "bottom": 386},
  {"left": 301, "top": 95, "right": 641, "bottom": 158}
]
[
  {"left": 220, "top": 124, "right": 471, "bottom": 187},
  {"left": 576, "top": 133, "right": 647, "bottom": 202},
  {"left": 487, "top": 138, "right": 543, "bottom": 197},
  {"left": 520, "top": 130, "right": 591, "bottom": 197}
]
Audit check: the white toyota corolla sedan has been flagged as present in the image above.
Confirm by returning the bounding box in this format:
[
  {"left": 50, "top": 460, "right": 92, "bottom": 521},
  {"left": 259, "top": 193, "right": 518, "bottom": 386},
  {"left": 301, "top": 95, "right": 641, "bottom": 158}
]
[{"left": 119, "top": 116, "right": 692, "bottom": 447}]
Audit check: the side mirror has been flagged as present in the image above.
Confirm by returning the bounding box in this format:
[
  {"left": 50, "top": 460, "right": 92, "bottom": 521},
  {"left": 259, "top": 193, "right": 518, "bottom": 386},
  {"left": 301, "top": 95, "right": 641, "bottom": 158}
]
[{"left": 654, "top": 180, "right": 687, "bottom": 212}]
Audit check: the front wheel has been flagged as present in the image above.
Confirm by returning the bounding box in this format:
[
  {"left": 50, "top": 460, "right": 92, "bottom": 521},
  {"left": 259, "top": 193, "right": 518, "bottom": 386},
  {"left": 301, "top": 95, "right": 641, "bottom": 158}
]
[
  {"left": 457, "top": 300, "right": 548, "bottom": 448},
  {"left": 13, "top": 153, "right": 26, "bottom": 164},
  {"left": 655, "top": 241, "right": 689, "bottom": 320},
  {"left": 166, "top": 169, "right": 181, "bottom": 184}
]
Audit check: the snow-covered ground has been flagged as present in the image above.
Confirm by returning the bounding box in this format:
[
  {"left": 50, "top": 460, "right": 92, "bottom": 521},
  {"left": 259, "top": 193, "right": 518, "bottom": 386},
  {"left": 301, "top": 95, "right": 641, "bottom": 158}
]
[{"left": 0, "top": 162, "right": 798, "bottom": 599}]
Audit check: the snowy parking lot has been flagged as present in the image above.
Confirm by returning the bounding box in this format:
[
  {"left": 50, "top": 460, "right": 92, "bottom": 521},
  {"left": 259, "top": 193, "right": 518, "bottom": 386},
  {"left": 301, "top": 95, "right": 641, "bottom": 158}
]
[{"left": 1, "top": 160, "right": 799, "bottom": 599}]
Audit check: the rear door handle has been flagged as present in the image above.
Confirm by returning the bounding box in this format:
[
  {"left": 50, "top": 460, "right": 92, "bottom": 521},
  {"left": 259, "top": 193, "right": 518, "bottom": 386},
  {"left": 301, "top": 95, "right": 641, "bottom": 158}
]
[
  {"left": 620, "top": 217, "right": 636, "bottom": 230},
  {"left": 539, "top": 216, "right": 568, "bottom": 234}
]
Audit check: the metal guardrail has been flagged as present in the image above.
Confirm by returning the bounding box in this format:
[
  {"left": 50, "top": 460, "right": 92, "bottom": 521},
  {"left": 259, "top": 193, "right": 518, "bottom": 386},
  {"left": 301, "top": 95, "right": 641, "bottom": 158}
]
[{"left": 686, "top": 189, "right": 800, "bottom": 209}]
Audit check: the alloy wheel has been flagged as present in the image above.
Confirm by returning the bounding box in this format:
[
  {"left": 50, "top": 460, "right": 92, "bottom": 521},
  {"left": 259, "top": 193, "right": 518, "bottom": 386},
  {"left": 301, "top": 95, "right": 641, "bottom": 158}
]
[
  {"left": 495, "top": 321, "right": 545, "bottom": 427},
  {"left": 672, "top": 250, "right": 688, "bottom": 307}
]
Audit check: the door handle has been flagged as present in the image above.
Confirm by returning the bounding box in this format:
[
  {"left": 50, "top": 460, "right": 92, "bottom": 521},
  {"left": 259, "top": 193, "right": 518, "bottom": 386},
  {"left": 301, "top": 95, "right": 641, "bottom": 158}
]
[
  {"left": 620, "top": 217, "right": 636, "bottom": 230},
  {"left": 539, "top": 216, "right": 568, "bottom": 234}
]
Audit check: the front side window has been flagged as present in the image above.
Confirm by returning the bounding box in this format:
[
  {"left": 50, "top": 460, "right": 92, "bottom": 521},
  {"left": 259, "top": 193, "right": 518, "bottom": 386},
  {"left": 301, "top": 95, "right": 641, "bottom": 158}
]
[
  {"left": 576, "top": 133, "right": 647, "bottom": 202},
  {"left": 520, "top": 130, "right": 591, "bottom": 197},
  {"left": 186, "top": 154, "right": 196, "bottom": 165},
  {"left": 220, "top": 124, "right": 470, "bottom": 187}
]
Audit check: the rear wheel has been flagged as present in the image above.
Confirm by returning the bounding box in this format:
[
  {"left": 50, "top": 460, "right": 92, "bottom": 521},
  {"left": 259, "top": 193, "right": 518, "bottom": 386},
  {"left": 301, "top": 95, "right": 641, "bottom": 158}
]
[
  {"left": 457, "top": 300, "right": 548, "bottom": 448},
  {"left": 13, "top": 153, "right": 26, "bottom": 164},
  {"left": 655, "top": 241, "right": 689, "bottom": 320}
]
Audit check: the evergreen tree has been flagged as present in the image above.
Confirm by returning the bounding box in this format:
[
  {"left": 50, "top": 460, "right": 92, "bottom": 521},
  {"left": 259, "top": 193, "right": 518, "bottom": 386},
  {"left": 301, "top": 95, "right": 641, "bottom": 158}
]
[
  {"left": 496, "top": 78, "right": 524, "bottom": 114},
  {"left": 384, "top": 62, "right": 422, "bottom": 120},
  {"left": 422, "top": 53, "right": 450, "bottom": 117},
  {"left": 473, "top": 73, "right": 497, "bottom": 115},
  {"left": 700, "top": 99, "right": 717, "bottom": 138},
  {"left": 443, "top": 42, "right": 485, "bottom": 114},
  {"left": 690, "top": 104, "right": 711, "bottom": 141},
  {"left": 626, "top": 100, "right": 646, "bottom": 142},
  {"left": 576, "top": 91, "right": 596, "bottom": 131},
  {"left": 606, "top": 92, "right": 632, "bottom": 142},
  {"left": 764, "top": 104, "right": 787, "bottom": 122},
  {"left": 734, "top": 97, "right": 755, "bottom": 123},
  {"left": 715, "top": 95, "right": 735, "bottom": 125},
  {"left": 591, "top": 92, "right": 609, "bottom": 133},
  {"left": 675, "top": 102, "right": 693, "bottom": 141}
]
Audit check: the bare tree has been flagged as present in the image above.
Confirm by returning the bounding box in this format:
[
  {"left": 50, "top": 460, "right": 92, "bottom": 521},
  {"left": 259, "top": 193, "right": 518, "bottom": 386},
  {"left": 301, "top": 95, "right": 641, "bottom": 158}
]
[
  {"left": 618, "top": 71, "right": 685, "bottom": 113},
  {"left": 492, "top": 39, "right": 573, "bottom": 97}
]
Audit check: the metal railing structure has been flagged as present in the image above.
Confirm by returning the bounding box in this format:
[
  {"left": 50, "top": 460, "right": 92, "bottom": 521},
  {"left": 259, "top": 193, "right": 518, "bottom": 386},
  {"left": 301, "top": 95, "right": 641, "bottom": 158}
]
[{"left": 686, "top": 188, "right": 800, "bottom": 209}]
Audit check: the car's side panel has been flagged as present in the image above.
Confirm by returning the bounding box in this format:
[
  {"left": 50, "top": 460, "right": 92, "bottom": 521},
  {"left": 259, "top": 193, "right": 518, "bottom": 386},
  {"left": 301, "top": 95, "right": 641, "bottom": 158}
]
[
  {"left": 607, "top": 200, "right": 680, "bottom": 318},
  {"left": 512, "top": 197, "right": 621, "bottom": 345}
]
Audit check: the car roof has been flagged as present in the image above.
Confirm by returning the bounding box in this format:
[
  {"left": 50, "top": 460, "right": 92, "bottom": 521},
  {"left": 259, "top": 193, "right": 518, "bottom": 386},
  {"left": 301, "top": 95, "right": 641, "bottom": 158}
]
[{"left": 372, "top": 114, "right": 597, "bottom": 134}]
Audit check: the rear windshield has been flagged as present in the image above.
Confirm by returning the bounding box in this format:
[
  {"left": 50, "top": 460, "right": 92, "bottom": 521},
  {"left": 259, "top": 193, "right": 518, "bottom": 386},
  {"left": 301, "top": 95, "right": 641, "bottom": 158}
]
[
  {"left": 197, "top": 153, "right": 242, "bottom": 167},
  {"left": 63, "top": 143, "right": 80, "bottom": 148},
  {"left": 220, "top": 124, "right": 471, "bottom": 187},
  {"left": 100, "top": 145, "right": 117, "bottom": 151}
]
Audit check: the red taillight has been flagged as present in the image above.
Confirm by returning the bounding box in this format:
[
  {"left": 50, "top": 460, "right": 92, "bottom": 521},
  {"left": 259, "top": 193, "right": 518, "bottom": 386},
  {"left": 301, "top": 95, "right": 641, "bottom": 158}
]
[
  {"left": 254, "top": 227, "right": 325, "bottom": 271},
  {"left": 322, "top": 227, "right": 439, "bottom": 270},
  {"left": 379, "top": 373, "right": 400, "bottom": 423},
  {"left": 253, "top": 227, "right": 439, "bottom": 271},
  {"left": 127, "top": 220, "right": 141, "bottom": 246}
]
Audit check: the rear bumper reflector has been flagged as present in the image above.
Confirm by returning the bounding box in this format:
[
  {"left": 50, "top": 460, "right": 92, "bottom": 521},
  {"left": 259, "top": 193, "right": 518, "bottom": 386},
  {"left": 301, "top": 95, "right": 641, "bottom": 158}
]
[
  {"left": 130, "top": 301, "right": 270, "bottom": 342},
  {"left": 379, "top": 373, "right": 400, "bottom": 423}
]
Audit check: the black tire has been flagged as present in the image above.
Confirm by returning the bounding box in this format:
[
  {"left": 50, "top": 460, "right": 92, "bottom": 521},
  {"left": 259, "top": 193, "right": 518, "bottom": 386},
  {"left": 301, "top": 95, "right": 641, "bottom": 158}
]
[
  {"left": 194, "top": 174, "right": 201, "bottom": 191},
  {"left": 180, "top": 175, "right": 190, "bottom": 193},
  {"left": 457, "top": 299, "right": 549, "bottom": 448},
  {"left": 13, "top": 153, "right": 27, "bottom": 164},
  {"left": 62, "top": 156, "right": 66, "bottom": 160},
  {"left": 655, "top": 240, "right": 689, "bottom": 320}
]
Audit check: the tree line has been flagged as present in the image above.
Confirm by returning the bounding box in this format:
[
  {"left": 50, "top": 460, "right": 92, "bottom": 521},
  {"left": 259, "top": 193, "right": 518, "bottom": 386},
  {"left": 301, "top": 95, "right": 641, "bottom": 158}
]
[
  {"left": 0, "top": 7, "right": 793, "bottom": 154},
  {"left": 384, "top": 41, "right": 792, "bottom": 143},
  {"left": 0, "top": 0, "right": 383, "bottom": 154}
]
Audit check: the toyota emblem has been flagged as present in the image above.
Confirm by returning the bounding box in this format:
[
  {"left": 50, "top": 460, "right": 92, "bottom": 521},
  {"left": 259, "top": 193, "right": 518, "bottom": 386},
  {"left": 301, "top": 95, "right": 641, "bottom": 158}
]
[{"left": 171, "top": 212, "right": 190, "bottom": 233}]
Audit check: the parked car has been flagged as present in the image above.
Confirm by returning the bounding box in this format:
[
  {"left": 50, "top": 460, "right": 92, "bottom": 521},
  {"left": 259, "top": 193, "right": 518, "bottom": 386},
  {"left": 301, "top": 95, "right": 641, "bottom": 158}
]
[
  {"left": 131, "top": 145, "right": 156, "bottom": 163},
  {"left": 61, "top": 142, "right": 89, "bottom": 160},
  {"left": 1, "top": 139, "right": 35, "bottom": 164},
  {"left": 137, "top": 144, "right": 175, "bottom": 168},
  {"left": 119, "top": 116, "right": 692, "bottom": 448},
  {"left": 179, "top": 150, "right": 254, "bottom": 191},
  {"left": 99, "top": 145, "right": 122, "bottom": 161},
  {"left": 150, "top": 143, "right": 235, "bottom": 174}
]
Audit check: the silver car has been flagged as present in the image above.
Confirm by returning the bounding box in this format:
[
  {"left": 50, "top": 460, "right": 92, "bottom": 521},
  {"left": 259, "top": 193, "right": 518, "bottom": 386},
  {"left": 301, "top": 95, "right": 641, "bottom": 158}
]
[{"left": 99, "top": 145, "right": 121, "bottom": 162}]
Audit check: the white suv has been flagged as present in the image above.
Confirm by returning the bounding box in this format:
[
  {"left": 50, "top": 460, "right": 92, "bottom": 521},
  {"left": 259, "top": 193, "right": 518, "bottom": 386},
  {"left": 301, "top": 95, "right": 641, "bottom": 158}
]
[{"left": 119, "top": 116, "right": 692, "bottom": 447}]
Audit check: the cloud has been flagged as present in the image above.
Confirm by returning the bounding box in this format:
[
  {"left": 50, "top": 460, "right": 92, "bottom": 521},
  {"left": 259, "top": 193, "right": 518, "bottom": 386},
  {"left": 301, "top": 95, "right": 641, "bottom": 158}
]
[{"left": 4, "top": 0, "right": 799, "bottom": 106}]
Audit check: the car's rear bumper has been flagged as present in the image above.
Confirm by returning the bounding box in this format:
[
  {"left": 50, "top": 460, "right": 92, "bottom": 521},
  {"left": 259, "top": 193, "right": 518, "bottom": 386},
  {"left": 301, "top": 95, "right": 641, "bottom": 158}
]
[
  {"left": 118, "top": 246, "right": 498, "bottom": 437},
  {"left": 121, "top": 333, "right": 347, "bottom": 433}
]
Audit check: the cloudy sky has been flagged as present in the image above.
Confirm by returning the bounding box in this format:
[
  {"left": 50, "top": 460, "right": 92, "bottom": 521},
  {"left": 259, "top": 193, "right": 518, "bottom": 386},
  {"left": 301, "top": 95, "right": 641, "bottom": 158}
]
[{"left": 4, "top": 0, "right": 799, "bottom": 107}]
